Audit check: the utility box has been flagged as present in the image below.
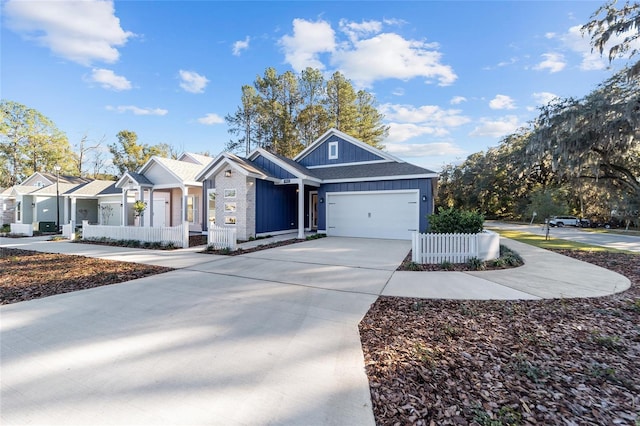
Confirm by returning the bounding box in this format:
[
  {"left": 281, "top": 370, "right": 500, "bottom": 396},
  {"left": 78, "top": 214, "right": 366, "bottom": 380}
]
[{"left": 38, "top": 222, "right": 57, "bottom": 232}]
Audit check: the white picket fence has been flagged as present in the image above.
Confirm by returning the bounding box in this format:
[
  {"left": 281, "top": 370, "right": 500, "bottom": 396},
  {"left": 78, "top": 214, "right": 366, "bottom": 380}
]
[
  {"left": 412, "top": 231, "right": 500, "bottom": 264},
  {"left": 208, "top": 223, "right": 237, "bottom": 250},
  {"left": 61, "top": 221, "right": 75, "bottom": 240},
  {"left": 82, "top": 220, "right": 189, "bottom": 248},
  {"left": 10, "top": 223, "right": 33, "bottom": 236}
]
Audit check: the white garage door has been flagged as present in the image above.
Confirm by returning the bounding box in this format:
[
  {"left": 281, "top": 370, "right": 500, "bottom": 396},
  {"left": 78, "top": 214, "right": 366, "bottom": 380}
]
[{"left": 326, "top": 190, "right": 419, "bottom": 240}]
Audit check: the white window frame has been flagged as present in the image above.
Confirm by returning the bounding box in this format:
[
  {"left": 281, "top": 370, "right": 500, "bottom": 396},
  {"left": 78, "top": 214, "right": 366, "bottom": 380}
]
[{"left": 328, "top": 141, "right": 338, "bottom": 160}]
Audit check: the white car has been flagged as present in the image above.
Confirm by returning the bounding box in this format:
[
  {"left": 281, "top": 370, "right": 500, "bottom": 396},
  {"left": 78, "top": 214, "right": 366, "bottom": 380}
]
[{"left": 549, "top": 216, "right": 580, "bottom": 227}]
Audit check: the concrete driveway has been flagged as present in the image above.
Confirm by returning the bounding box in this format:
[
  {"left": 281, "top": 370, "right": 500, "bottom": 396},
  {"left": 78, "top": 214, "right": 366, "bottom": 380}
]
[{"left": 1, "top": 237, "right": 410, "bottom": 426}]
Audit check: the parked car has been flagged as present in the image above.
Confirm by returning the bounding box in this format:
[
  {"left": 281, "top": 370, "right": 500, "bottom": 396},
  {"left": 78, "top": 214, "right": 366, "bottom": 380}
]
[
  {"left": 548, "top": 216, "right": 580, "bottom": 227},
  {"left": 579, "top": 219, "right": 591, "bottom": 228}
]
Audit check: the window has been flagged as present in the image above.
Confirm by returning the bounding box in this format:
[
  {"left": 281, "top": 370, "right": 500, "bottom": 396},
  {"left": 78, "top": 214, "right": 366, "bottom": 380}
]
[
  {"left": 186, "top": 195, "right": 199, "bottom": 223},
  {"left": 328, "top": 141, "right": 338, "bottom": 160}
]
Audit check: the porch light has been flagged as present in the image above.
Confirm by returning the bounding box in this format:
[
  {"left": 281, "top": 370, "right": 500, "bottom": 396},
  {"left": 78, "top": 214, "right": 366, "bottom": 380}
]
[
  {"left": 422, "top": 195, "right": 427, "bottom": 202},
  {"left": 319, "top": 198, "right": 324, "bottom": 203},
  {"left": 225, "top": 169, "right": 232, "bottom": 177},
  {"left": 31, "top": 202, "right": 35, "bottom": 208}
]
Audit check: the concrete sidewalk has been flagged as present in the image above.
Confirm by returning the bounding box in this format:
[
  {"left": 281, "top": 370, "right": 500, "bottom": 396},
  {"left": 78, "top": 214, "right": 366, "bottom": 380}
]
[
  {"left": 0, "top": 235, "right": 632, "bottom": 425},
  {"left": 383, "top": 238, "right": 631, "bottom": 300}
]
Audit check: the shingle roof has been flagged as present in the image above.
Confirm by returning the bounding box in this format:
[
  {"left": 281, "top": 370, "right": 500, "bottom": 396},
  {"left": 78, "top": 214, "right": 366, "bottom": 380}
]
[
  {"left": 38, "top": 173, "right": 92, "bottom": 185},
  {"left": 310, "top": 162, "right": 437, "bottom": 180},
  {"left": 182, "top": 152, "right": 214, "bottom": 165},
  {"left": 126, "top": 172, "right": 154, "bottom": 186},
  {"left": 152, "top": 157, "right": 207, "bottom": 182},
  {"left": 67, "top": 180, "right": 119, "bottom": 197},
  {"left": 267, "top": 151, "right": 320, "bottom": 179},
  {"left": 31, "top": 183, "right": 80, "bottom": 196}
]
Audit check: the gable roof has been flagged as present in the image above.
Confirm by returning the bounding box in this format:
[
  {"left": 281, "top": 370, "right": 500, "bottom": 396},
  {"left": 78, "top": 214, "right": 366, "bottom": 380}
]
[
  {"left": 293, "top": 128, "right": 400, "bottom": 164},
  {"left": 138, "top": 156, "right": 206, "bottom": 185},
  {"left": 20, "top": 172, "right": 92, "bottom": 186},
  {"left": 116, "top": 171, "right": 154, "bottom": 189},
  {"left": 67, "top": 180, "right": 119, "bottom": 197},
  {"left": 248, "top": 148, "right": 320, "bottom": 182},
  {"left": 179, "top": 152, "right": 214, "bottom": 166},
  {"left": 196, "top": 152, "right": 275, "bottom": 182}
]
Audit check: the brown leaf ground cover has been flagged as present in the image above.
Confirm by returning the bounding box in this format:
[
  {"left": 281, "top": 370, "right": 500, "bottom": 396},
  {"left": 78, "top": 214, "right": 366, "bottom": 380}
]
[
  {"left": 0, "top": 247, "right": 173, "bottom": 305},
  {"left": 360, "top": 250, "right": 640, "bottom": 425}
]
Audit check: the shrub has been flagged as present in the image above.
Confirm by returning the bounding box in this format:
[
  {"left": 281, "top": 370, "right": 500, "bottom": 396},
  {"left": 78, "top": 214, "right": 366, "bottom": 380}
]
[
  {"left": 467, "top": 257, "right": 486, "bottom": 271},
  {"left": 427, "top": 207, "right": 484, "bottom": 234}
]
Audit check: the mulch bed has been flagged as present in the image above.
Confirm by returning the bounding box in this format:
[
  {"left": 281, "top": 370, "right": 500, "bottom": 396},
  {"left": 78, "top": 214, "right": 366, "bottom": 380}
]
[
  {"left": 202, "top": 238, "right": 305, "bottom": 255},
  {"left": 0, "top": 248, "right": 173, "bottom": 305},
  {"left": 359, "top": 250, "right": 640, "bottom": 425}
]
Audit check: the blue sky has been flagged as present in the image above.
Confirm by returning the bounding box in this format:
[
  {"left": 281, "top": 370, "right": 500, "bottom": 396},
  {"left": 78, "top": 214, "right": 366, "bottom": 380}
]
[{"left": 1, "top": 0, "right": 633, "bottom": 173}]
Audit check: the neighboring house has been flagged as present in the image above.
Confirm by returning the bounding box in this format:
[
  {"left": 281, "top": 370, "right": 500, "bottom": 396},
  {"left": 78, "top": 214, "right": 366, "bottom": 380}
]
[
  {"left": 1, "top": 172, "right": 117, "bottom": 229},
  {"left": 114, "top": 153, "right": 212, "bottom": 232},
  {"left": 196, "top": 128, "right": 438, "bottom": 240}
]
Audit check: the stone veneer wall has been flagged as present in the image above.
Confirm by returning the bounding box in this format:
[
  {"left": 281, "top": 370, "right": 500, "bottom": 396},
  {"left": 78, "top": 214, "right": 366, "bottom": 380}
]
[{"left": 215, "top": 171, "right": 255, "bottom": 241}]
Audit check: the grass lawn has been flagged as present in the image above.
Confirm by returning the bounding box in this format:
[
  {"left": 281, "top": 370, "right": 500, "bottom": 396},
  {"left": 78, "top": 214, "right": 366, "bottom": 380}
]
[{"left": 491, "top": 228, "right": 636, "bottom": 253}]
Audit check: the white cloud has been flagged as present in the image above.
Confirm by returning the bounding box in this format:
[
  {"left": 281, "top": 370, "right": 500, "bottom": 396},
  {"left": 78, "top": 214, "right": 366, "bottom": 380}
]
[
  {"left": 106, "top": 105, "right": 168, "bottom": 116},
  {"left": 385, "top": 142, "right": 465, "bottom": 158},
  {"left": 279, "top": 18, "right": 336, "bottom": 71},
  {"left": 450, "top": 96, "right": 467, "bottom": 105},
  {"left": 532, "top": 91, "right": 559, "bottom": 106},
  {"left": 469, "top": 116, "right": 522, "bottom": 138},
  {"left": 534, "top": 52, "right": 566, "bottom": 73},
  {"left": 489, "top": 94, "right": 516, "bottom": 110},
  {"left": 332, "top": 32, "right": 457, "bottom": 87},
  {"left": 339, "top": 19, "right": 382, "bottom": 42},
  {"left": 87, "top": 68, "right": 131, "bottom": 91},
  {"left": 550, "top": 25, "right": 640, "bottom": 71},
  {"left": 280, "top": 18, "right": 456, "bottom": 87},
  {"left": 381, "top": 104, "right": 470, "bottom": 127},
  {"left": 197, "top": 113, "right": 224, "bottom": 125},
  {"left": 4, "top": 0, "right": 133, "bottom": 66},
  {"left": 385, "top": 123, "right": 449, "bottom": 143},
  {"left": 392, "top": 87, "right": 405, "bottom": 96},
  {"left": 232, "top": 36, "right": 250, "bottom": 56},
  {"left": 178, "top": 70, "right": 209, "bottom": 94}
]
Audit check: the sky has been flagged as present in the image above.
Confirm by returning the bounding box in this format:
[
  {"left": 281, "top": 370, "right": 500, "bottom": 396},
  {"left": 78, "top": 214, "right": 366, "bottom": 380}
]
[{"left": 1, "top": 0, "right": 635, "bottom": 174}]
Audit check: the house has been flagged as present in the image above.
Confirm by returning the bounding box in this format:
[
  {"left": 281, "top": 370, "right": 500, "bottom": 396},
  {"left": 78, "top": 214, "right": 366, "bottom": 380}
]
[
  {"left": 114, "top": 153, "right": 212, "bottom": 231},
  {"left": 1, "top": 172, "right": 116, "bottom": 229},
  {"left": 196, "top": 129, "right": 438, "bottom": 240}
]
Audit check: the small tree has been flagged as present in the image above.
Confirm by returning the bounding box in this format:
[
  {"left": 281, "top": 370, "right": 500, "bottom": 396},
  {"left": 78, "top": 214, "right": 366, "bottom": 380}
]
[
  {"left": 133, "top": 200, "right": 147, "bottom": 218},
  {"left": 427, "top": 207, "right": 484, "bottom": 234}
]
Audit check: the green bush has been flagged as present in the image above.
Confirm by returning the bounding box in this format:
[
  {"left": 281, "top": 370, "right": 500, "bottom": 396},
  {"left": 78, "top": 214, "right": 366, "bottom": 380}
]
[{"left": 427, "top": 207, "right": 484, "bottom": 234}]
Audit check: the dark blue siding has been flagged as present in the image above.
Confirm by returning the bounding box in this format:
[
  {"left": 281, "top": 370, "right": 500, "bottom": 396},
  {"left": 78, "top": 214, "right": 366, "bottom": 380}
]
[
  {"left": 253, "top": 155, "right": 295, "bottom": 179},
  {"left": 298, "top": 136, "right": 385, "bottom": 167},
  {"left": 256, "top": 179, "right": 297, "bottom": 233},
  {"left": 317, "top": 178, "right": 434, "bottom": 233}
]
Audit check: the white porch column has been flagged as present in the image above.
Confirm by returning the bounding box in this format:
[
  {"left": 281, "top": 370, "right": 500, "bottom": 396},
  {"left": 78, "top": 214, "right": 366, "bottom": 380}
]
[
  {"left": 32, "top": 197, "right": 38, "bottom": 224},
  {"left": 138, "top": 186, "right": 145, "bottom": 227},
  {"left": 121, "top": 189, "right": 128, "bottom": 226},
  {"left": 297, "top": 181, "right": 304, "bottom": 239},
  {"left": 182, "top": 187, "right": 188, "bottom": 223},
  {"left": 70, "top": 197, "right": 76, "bottom": 225},
  {"left": 148, "top": 189, "right": 154, "bottom": 227}
]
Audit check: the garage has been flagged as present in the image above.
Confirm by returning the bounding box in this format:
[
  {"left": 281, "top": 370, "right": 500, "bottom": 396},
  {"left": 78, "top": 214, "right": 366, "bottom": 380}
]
[{"left": 325, "top": 190, "right": 419, "bottom": 240}]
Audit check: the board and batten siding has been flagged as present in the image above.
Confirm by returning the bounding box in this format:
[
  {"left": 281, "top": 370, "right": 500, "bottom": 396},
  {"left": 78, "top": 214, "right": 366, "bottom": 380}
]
[
  {"left": 297, "top": 136, "right": 385, "bottom": 167},
  {"left": 252, "top": 154, "right": 296, "bottom": 179},
  {"left": 255, "top": 179, "right": 297, "bottom": 234},
  {"left": 317, "top": 178, "right": 433, "bottom": 233}
]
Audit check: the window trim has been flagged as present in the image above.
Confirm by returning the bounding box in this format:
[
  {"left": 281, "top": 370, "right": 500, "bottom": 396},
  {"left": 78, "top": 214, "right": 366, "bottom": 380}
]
[{"left": 328, "top": 141, "right": 339, "bottom": 160}]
